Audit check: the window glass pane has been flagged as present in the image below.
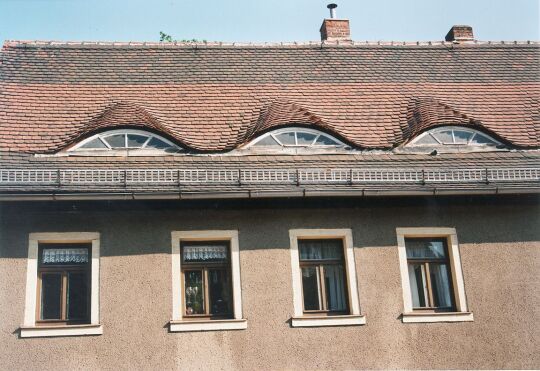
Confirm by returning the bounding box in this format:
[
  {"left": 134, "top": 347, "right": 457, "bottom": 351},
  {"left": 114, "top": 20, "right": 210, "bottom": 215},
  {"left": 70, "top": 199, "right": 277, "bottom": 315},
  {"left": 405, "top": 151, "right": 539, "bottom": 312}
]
[
  {"left": 434, "top": 130, "right": 454, "bottom": 144},
  {"left": 299, "top": 240, "right": 343, "bottom": 261},
  {"left": 183, "top": 244, "right": 228, "bottom": 263},
  {"left": 453, "top": 130, "right": 473, "bottom": 144},
  {"left": 208, "top": 269, "right": 231, "bottom": 315},
  {"left": 430, "top": 263, "right": 453, "bottom": 308},
  {"left": 314, "top": 135, "right": 338, "bottom": 145},
  {"left": 184, "top": 270, "right": 204, "bottom": 315},
  {"left": 296, "top": 132, "right": 317, "bottom": 145},
  {"left": 301, "top": 266, "right": 321, "bottom": 310},
  {"left": 127, "top": 134, "right": 148, "bottom": 148},
  {"left": 470, "top": 133, "right": 496, "bottom": 145},
  {"left": 324, "top": 265, "right": 347, "bottom": 311},
  {"left": 254, "top": 135, "right": 281, "bottom": 146},
  {"left": 79, "top": 138, "right": 107, "bottom": 149},
  {"left": 103, "top": 134, "right": 125, "bottom": 148},
  {"left": 414, "top": 133, "right": 439, "bottom": 145},
  {"left": 145, "top": 137, "right": 171, "bottom": 149},
  {"left": 41, "top": 273, "right": 62, "bottom": 320},
  {"left": 67, "top": 272, "right": 88, "bottom": 320},
  {"left": 405, "top": 239, "right": 446, "bottom": 259},
  {"left": 276, "top": 132, "right": 296, "bottom": 145},
  {"left": 42, "top": 247, "right": 89, "bottom": 265},
  {"left": 408, "top": 264, "right": 428, "bottom": 308}
]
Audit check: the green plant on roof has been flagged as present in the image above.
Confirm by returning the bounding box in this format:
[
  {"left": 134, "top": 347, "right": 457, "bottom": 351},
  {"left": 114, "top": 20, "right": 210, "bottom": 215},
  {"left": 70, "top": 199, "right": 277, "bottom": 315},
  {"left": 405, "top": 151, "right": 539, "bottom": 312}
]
[{"left": 159, "top": 31, "right": 206, "bottom": 43}]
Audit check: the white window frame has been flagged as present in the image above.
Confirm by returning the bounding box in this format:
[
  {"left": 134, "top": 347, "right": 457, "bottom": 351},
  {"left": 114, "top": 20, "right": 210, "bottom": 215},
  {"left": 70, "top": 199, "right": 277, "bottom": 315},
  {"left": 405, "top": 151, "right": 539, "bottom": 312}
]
[
  {"left": 170, "top": 230, "right": 246, "bottom": 332},
  {"left": 288, "top": 229, "right": 365, "bottom": 327},
  {"left": 67, "top": 128, "right": 182, "bottom": 155},
  {"left": 21, "top": 232, "right": 102, "bottom": 338},
  {"left": 396, "top": 227, "right": 473, "bottom": 323},
  {"left": 408, "top": 126, "right": 502, "bottom": 147}
]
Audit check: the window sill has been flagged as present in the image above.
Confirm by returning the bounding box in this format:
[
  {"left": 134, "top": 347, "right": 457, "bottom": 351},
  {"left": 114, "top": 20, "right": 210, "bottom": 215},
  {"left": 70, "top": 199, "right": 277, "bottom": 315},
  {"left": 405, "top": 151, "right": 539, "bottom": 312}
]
[
  {"left": 402, "top": 311, "right": 474, "bottom": 323},
  {"left": 291, "top": 314, "right": 366, "bottom": 328},
  {"left": 169, "top": 318, "right": 247, "bottom": 332},
  {"left": 20, "top": 324, "right": 103, "bottom": 338}
]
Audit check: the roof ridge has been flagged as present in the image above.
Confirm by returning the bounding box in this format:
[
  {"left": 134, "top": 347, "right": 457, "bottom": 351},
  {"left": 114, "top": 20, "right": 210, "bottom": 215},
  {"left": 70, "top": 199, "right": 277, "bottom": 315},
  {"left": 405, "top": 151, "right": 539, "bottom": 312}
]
[{"left": 3, "top": 39, "right": 539, "bottom": 49}]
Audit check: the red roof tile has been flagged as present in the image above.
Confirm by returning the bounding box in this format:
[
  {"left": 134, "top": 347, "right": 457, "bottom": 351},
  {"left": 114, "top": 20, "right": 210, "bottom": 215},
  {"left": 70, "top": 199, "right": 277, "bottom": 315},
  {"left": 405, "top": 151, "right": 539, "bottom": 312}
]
[{"left": 0, "top": 41, "right": 539, "bottom": 153}]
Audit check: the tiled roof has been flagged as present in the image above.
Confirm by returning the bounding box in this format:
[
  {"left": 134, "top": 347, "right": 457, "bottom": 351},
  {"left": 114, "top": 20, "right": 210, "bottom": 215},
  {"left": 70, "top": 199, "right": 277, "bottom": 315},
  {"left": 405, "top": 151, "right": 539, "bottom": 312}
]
[{"left": 1, "top": 41, "right": 539, "bottom": 153}]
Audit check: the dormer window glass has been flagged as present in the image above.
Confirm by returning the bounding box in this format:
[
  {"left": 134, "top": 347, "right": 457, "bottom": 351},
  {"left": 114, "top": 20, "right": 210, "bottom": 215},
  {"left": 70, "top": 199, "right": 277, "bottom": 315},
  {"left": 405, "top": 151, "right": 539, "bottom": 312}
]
[
  {"left": 409, "top": 127, "right": 501, "bottom": 147},
  {"left": 69, "top": 129, "right": 181, "bottom": 153},
  {"left": 245, "top": 128, "right": 347, "bottom": 151}
]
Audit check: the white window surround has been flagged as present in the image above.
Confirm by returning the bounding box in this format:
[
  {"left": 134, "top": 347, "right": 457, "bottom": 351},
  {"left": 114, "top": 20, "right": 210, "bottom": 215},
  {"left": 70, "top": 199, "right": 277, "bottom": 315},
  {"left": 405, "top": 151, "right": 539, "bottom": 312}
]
[
  {"left": 21, "top": 232, "right": 102, "bottom": 338},
  {"left": 67, "top": 128, "right": 182, "bottom": 155},
  {"left": 396, "top": 227, "right": 473, "bottom": 323},
  {"left": 289, "top": 229, "right": 365, "bottom": 327},
  {"left": 170, "top": 230, "right": 246, "bottom": 332},
  {"left": 408, "top": 126, "right": 502, "bottom": 147}
]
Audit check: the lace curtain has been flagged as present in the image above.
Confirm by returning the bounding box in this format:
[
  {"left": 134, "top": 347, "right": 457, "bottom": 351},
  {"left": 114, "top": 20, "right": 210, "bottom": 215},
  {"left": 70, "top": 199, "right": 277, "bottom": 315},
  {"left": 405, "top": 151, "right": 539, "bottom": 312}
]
[
  {"left": 183, "top": 245, "right": 228, "bottom": 262},
  {"left": 42, "top": 248, "right": 88, "bottom": 264}
]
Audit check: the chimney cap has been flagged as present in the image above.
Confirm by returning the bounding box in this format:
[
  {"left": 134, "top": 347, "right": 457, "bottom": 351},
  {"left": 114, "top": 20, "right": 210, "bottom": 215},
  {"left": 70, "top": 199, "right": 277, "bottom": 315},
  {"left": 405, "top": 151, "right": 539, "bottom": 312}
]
[{"left": 327, "top": 3, "right": 338, "bottom": 9}]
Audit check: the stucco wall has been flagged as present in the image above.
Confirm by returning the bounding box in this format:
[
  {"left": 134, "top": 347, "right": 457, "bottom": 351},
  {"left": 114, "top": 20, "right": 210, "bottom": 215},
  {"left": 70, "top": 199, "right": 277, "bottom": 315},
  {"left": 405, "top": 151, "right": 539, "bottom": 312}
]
[{"left": 0, "top": 197, "right": 539, "bottom": 370}]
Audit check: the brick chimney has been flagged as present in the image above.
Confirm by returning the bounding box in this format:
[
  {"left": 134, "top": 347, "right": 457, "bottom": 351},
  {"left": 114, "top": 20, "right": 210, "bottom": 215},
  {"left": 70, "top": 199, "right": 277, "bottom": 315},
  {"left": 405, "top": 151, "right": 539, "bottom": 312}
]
[
  {"left": 445, "top": 25, "right": 474, "bottom": 42},
  {"left": 320, "top": 4, "right": 351, "bottom": 42}
]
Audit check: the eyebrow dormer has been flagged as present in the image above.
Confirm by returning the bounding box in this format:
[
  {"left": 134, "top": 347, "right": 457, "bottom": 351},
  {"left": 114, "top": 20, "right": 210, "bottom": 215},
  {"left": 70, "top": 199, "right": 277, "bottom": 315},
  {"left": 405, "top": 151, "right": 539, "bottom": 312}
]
[{"left": 67, "top": 129, "right": 183, "bottom": 155}]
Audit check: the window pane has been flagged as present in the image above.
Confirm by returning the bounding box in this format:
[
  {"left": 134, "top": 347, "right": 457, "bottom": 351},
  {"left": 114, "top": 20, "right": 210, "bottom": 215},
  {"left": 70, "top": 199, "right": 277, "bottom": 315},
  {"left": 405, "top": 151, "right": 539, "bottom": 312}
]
[
  {"left": 301, "top": 266, "right": 321, "bottom": 310},
  {"left": 324, "top": 265, "right": 347, "bottom": 311},
  {"left": 145, "top": 137, "right": 171, "bottom": 149},
  {"left": 67, "top": 272, "right": 88, "bottom": 320},
  {"left": 430, "top": 263, "right": 453, "bottom": 308},
  {"left": 208, "top": 269, "right": 231, "bottom": 315},
  {"left": 470, "top": 133, "right": 496, "bottom": 145},
  {"left": 184, "top": 270, "right": 204, "bottom": 315},
  {"left": 183, "top": 244, "right": 228, "bottom": 263},
  {"left": 414, "top": 133, "right": 439, "bottom": 145},
  {"left": 296, "top": 132, "right": 317, "bottom": 145},
  {"left": 103, "top": 134, "right": 125, "bottom": 148},
  {"left": 254, "top": 135, "right": 280, "bottom": 146},
  {"left": 299, "top": 240, "right": 343, "bottom": 261},
  {"left": 405, "top": 239, "right": 446, "bottom": 259},
  {"left": 434, "top": 130, "right": 454, "bottom": 144},
  {"left": 276, "top": 132, "right": 296, "bottom": 145},
  {"left": 41, "top": 273, "right": 62, "bottom": 320},
  {"left": 42, "top": 247, "right": 89, "bottom": 265},
  {"left": 127, "top": 134, "right": 148, "bottom": 148},
  {"left": 314, "top": 135, "right": 338, "bottom": 145},
  {"left": 79, "top": 138, "right": 107, "bottom": 149},
  {"left": 408, "top": 264, "right": 428, "bottom": 308},
  {"left": 453, "top": 130, "right": 473, "bottom": 144}
]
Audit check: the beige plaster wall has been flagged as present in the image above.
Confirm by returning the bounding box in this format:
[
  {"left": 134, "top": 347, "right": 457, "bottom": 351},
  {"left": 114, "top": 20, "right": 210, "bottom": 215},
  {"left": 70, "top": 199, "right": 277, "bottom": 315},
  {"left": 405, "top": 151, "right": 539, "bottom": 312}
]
[{"left": 0, "top": 199, "right": 539, "bottom": 370}]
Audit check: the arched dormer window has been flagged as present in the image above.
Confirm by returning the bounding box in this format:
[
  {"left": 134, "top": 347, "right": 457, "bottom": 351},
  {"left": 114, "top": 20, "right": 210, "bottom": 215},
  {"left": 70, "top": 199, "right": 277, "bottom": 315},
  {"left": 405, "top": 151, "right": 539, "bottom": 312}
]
[
  {"left": 408, "top": 126, "right": 502, "bottom": 148},
  {"left": 68, "top": 129, "right": 182, "bottom": 155},
  {"left": 243, "top": 128, "right": 349, "bottom": 153}
]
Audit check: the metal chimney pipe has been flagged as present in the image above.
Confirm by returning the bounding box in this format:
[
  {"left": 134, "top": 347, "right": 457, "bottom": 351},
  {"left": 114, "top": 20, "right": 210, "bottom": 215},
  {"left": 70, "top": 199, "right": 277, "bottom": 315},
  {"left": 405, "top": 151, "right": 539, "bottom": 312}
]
[{"left": 327, "top": 3, "right": 337, "bottom": 19}]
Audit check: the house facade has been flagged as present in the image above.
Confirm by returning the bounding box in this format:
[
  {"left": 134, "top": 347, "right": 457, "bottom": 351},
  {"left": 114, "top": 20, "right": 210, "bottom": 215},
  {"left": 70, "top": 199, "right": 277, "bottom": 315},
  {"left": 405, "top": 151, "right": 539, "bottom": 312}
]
[{"left": 0, "top": 13, "right": 539, "bottom": 370}]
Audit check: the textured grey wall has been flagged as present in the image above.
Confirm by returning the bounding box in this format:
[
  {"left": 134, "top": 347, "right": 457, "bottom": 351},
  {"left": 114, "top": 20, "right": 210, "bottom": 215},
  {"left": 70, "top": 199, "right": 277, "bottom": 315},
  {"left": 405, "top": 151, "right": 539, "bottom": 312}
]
[{"left": 0, "top": 198, "right": 539, "bottom": 370}]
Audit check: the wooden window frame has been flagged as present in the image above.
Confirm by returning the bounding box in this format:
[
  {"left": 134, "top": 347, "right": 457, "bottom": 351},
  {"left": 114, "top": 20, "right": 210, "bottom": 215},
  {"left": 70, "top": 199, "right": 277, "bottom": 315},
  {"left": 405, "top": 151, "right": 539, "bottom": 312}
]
[
  {"left": 289, "top": 229, "right": 365, "bottom": 327},
  {"left": 298, "top": 239, "right": 349, "bottom": 316},
  {"left": 396, "top": 228, "right": 474, "bottom": 323},
  {"left": 21, "top": 232, "right": 102, "bottom": 338},
  {"left": 404, "top": 237, "right": 456, "bottom": 312},
  {"left": 180, "top": 241, "right": 233, "bottom": 320},
  {"left": 36, "top": 244, "right": 92, "bottom": 325},
  {"left": 170, "top": 230, "right": 246, "bottom": 332}
]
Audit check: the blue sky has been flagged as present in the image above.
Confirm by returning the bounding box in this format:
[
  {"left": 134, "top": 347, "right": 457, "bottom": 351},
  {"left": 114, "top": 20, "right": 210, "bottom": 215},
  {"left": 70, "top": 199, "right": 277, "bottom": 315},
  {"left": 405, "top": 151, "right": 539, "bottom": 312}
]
[{"left": 0, "top": 0, "right": 538, "bottom": 44}]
